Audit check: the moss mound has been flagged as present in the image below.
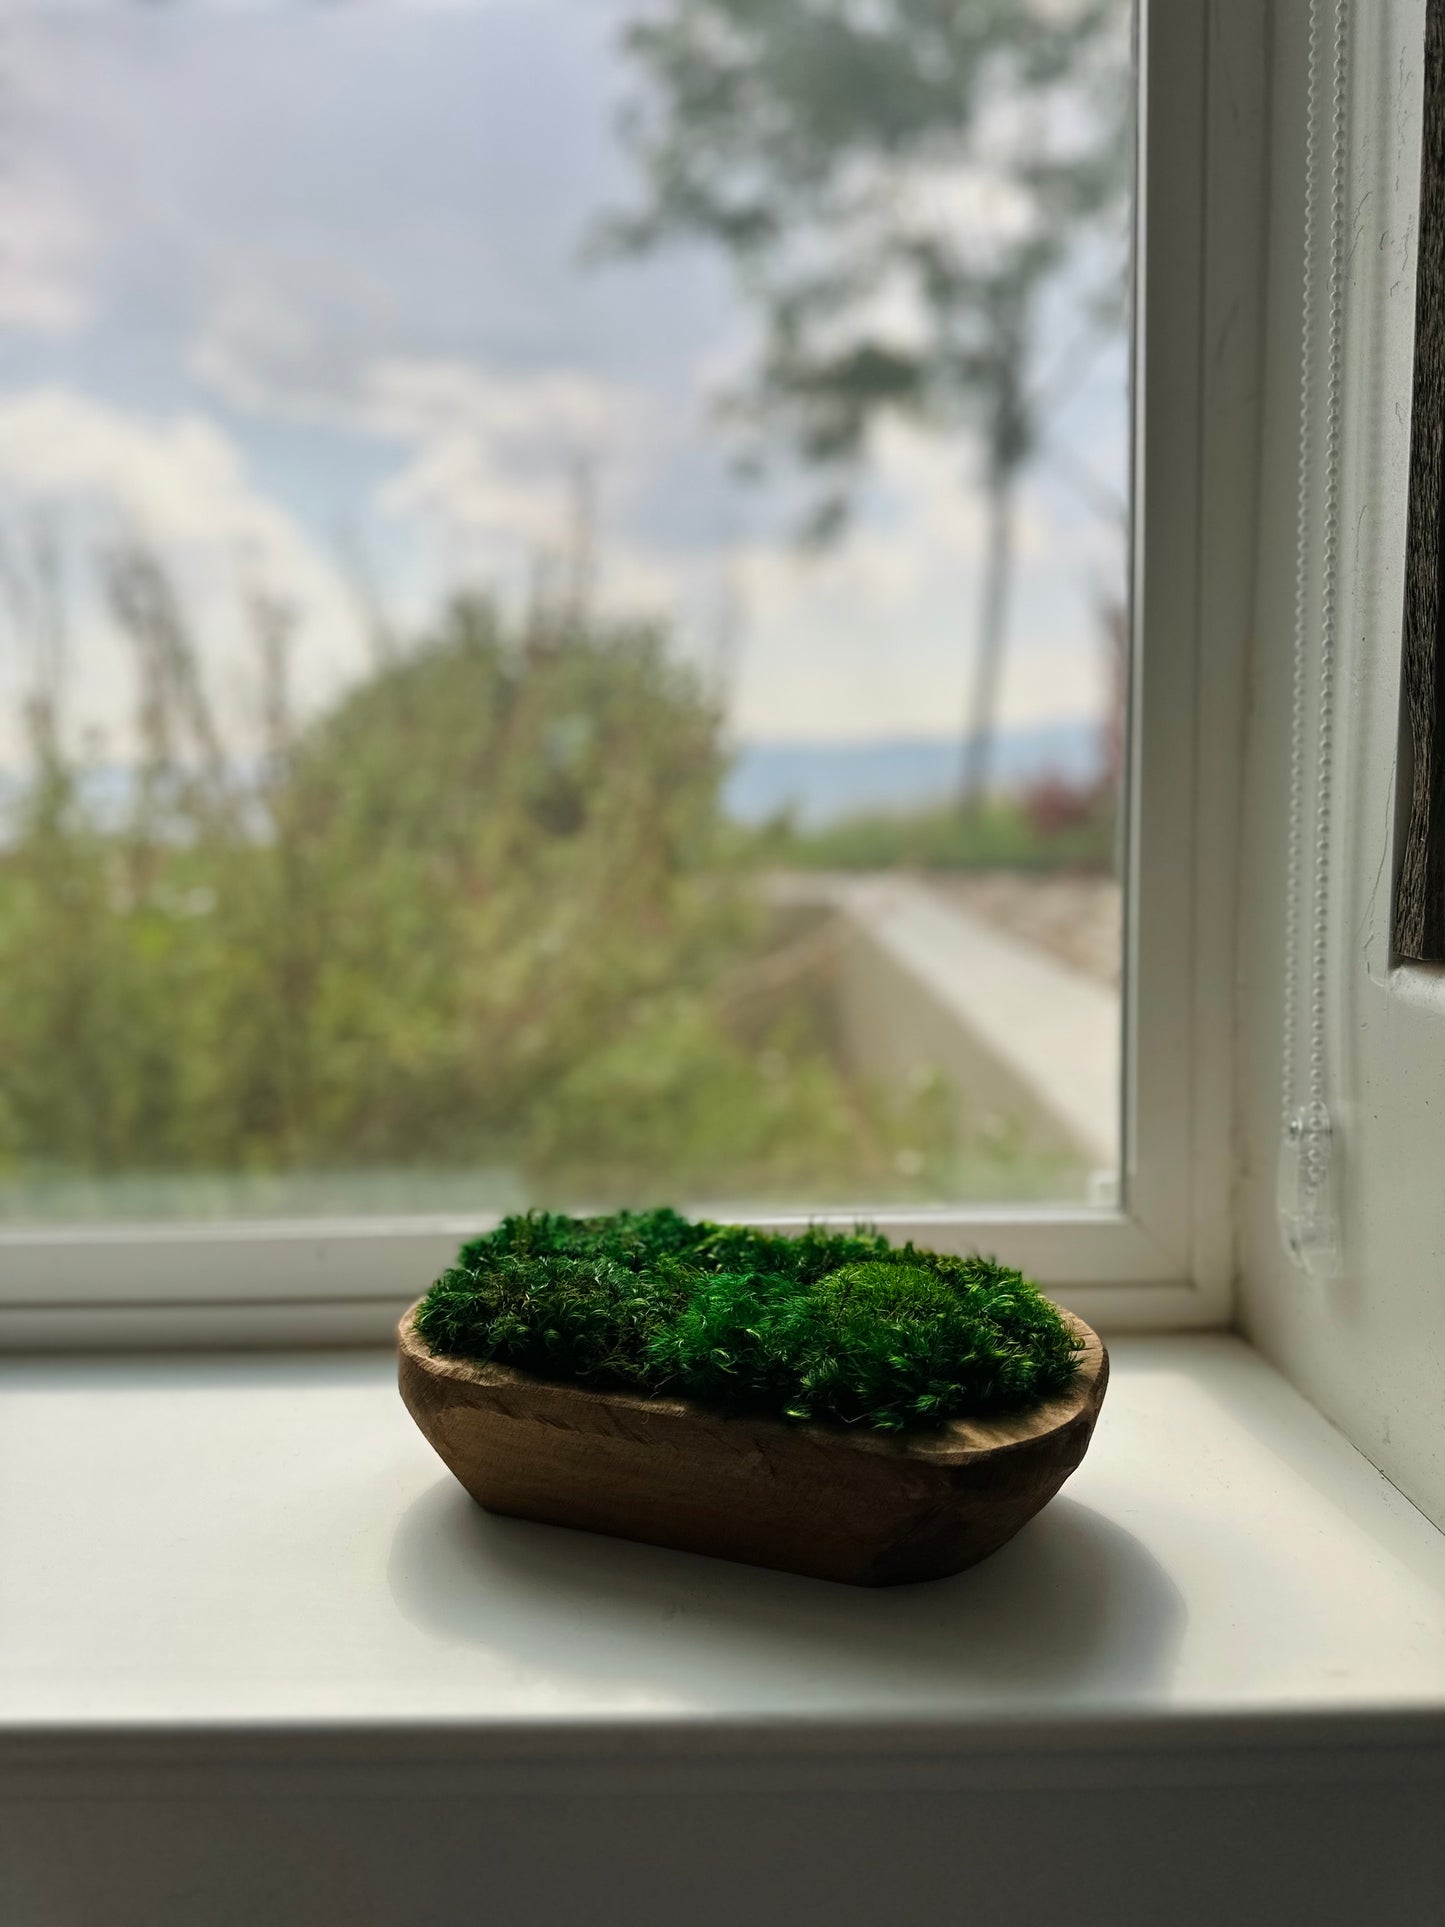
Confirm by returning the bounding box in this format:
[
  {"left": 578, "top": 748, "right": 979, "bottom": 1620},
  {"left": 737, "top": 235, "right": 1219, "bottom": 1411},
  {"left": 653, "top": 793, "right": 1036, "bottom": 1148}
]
[{"left": 414, "top": 1207, "right": 1080, "bottom": 1431}]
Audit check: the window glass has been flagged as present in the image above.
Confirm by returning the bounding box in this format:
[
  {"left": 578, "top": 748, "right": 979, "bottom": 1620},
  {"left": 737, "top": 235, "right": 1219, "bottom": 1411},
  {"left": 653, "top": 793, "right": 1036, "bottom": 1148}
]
[{"left": 0, "top": 0, "right": 1133, "bottom": 1221}]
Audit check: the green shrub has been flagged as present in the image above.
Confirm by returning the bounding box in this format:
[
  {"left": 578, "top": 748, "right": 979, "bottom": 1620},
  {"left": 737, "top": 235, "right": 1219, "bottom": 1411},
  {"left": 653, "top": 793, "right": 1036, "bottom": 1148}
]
[
  {"left": 0, "top": 586, "right": 977, "bottom": 1206},
  {"left": 767, "top": 795, "right": 1114, "bottom": 872},
  {"left": 0, "top": 556, "right": 1094, "bottom": 1215},
  {"left": 415, "top": 1206, "right": 1080, "bottom": 1429}
]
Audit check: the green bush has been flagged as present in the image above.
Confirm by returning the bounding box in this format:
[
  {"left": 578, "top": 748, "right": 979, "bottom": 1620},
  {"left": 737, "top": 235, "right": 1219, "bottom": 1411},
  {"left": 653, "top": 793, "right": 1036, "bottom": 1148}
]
[
  {"left": 415, "top": 1206, "right": 1080, "bottom": 1429},
  {"left": 0, "top": 587, "right": 963, "bottom": 1206},
  {"left": 0, "top": 557, "right": 1095, "bottom": 1214}
]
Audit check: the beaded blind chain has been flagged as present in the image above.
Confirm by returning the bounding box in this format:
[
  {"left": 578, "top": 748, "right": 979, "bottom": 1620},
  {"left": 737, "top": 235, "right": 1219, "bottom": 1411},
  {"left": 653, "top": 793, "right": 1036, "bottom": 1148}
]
[{"left": 1278, "top": 0, "right": 1349, "bottom": 1276}]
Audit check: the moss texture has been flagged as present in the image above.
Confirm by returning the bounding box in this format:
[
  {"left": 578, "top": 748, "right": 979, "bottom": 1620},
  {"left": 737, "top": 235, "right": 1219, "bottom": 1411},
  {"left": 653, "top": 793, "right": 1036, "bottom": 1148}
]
[{"left": 414, "top": 1207, "right": 1079, "bottom": 1431}]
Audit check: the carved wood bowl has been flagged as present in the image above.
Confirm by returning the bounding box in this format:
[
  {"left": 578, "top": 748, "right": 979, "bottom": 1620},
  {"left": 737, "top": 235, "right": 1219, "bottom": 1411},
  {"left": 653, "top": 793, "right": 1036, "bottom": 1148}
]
[{"left": 398, "top": 1303, "right": 1108, "bottom": 1586}]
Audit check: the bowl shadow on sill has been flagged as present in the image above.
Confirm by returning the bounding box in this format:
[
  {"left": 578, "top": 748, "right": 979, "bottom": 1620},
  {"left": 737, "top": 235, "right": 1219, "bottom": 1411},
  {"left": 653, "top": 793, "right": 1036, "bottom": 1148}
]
[{"left": 387, "top": 1478, "right": 1186, "bottom": 1707}]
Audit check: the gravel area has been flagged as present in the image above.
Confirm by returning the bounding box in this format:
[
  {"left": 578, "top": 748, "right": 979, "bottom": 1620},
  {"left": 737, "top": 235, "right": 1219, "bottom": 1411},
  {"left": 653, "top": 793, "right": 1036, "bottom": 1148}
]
[{"left": 935, "top": 871, "right": 1123, "bottom": 986}]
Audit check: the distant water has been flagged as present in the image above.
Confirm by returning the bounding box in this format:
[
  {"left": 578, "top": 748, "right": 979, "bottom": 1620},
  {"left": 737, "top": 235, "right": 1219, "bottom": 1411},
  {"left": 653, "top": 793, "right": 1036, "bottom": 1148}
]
[
  {"left": 723, "top": 723, "right": 1101, "bottom": 828},
  {"left": 1, "top": 722, "right": 1103, "bottom": 837}
]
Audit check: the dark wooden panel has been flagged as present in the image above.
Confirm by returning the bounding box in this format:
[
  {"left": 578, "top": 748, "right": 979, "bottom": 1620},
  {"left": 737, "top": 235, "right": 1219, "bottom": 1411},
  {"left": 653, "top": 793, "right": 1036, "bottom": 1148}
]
[{"left": 1397, "top": 0, "right": 1445, "bottom": 959}]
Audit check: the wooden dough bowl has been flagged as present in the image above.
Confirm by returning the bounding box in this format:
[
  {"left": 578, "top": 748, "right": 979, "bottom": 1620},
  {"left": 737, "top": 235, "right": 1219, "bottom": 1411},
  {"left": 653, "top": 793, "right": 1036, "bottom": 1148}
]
[{"left": 398, "top": 1304, "right": 1108, "bottom": 1587}]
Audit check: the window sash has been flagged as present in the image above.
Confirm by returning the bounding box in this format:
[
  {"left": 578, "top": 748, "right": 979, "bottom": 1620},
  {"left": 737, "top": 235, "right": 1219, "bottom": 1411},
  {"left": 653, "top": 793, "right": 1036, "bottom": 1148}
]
[{"left": 0, "top": 0, "right": 1262, "bottom": 1345}]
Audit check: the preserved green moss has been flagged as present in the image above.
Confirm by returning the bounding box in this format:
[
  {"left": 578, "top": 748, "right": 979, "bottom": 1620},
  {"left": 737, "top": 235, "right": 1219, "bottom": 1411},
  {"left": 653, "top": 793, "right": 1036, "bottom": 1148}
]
[{"left": 414, "top": 1207, "right": 1079, "bottom": 1431}]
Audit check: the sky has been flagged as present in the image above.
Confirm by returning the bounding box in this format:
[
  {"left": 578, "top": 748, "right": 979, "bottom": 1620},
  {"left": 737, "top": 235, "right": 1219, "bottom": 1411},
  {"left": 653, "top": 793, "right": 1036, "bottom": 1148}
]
[{"left": 0, "top": 0, "right": 1132, "bottom": 770}]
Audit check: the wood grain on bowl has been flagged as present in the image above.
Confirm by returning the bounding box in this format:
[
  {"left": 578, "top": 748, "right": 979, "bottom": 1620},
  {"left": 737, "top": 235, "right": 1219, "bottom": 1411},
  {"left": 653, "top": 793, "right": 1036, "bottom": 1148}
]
[{"left": 397, "top": 1304, "right": 1107, "bottom": 1586}]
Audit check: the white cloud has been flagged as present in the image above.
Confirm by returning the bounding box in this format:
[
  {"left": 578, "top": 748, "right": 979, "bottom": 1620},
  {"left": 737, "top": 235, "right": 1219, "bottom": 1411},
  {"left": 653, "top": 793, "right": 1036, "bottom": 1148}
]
[
  {"left": 897, "top": 158, "right": 1040, "bottom": 256},
  {"left": 996, "top": 638, "right": 1109, "bottom": 730},
  {"left": 0, "top": 177, "right": 92, "bottom": 335},
  {"left": 367, "top": 359, "right": 626, "bottom": 545},
  {"left": 196, "top": 291, "right": 667, "bottom": 605},
  {"left": 200, "top": 288, "right": 627, "bottom": 504},
  {"left": 190, "top": 285, "right": 324, "bottom": 419},
  {"left": 730, "top": 417, "right": 1049, "bottom": 626},
  {"left": 0, "top": 388, "right": 364, "bottom": 761},
  {"left": 0, "top": 388, "right": 332, "bottom": 582},
  {"left": 188, "top": 296, "right": 1119, "bottom": 748},
  {"left": 724, "top": 418, "right": 1112, "bottom": 742},
  {"left": 730, "top": 624, "right": 1108, "bottom": 745},
  {"left": 52, "top": 0, "right": 520, "bottom": 11}
]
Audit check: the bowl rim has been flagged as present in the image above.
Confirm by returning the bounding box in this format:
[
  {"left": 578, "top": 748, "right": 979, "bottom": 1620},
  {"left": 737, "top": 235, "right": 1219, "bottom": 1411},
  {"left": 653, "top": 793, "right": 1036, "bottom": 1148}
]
[{"left": 398, "top": 1298, "right": 1108, "bottom": 1468}]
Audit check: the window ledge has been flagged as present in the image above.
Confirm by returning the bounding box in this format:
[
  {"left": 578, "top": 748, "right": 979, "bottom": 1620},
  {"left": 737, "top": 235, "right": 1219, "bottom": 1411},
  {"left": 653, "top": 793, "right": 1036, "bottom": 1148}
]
[{"left": 2, "top": 1333, "right": 1444, "bottom": 1766}]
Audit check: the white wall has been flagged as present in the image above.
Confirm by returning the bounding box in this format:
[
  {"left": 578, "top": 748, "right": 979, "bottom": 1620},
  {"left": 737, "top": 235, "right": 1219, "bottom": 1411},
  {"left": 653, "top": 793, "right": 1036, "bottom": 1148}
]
[
  {"left": 1239, "top": 0, "right": 1445, "bottom": 1529},
  {"left": 6, "top": 1742, "right": 1443, "bottom": 1927}
]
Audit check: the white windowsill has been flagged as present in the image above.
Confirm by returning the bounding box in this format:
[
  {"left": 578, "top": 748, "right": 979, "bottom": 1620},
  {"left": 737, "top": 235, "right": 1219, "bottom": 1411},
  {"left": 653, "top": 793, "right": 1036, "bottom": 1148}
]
[{"left": 2, "top": 1334, "right": 1444, "bottom": 1766}]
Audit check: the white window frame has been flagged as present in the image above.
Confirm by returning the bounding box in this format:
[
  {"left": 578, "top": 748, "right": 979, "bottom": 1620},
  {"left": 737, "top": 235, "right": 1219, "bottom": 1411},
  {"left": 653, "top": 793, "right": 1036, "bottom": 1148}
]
[{"left": 0, "top": 0, "right": 1264, "bottom": 1350}]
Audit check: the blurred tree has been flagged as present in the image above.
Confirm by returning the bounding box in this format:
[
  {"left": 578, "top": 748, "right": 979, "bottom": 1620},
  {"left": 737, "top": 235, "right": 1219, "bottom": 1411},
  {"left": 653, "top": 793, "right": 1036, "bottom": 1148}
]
[
  {"left": 0, "top": 552, "right": 990, "bottom": 1205},
  {"left": 271, "top": 592, "right": 747, "bottom": 1168},
  {"left": 601, "top": 0, "right": 1132, "bottom": 808}
]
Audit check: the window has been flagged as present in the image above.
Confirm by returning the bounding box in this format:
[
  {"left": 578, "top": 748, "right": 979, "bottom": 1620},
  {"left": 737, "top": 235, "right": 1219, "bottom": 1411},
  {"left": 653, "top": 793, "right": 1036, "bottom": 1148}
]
[
  {"left": 1233, "top": 0, "right": 1445, "bottom": 1535},
  {"left": 0, "top": 0, "right": 1248, "bottom": 1342}
]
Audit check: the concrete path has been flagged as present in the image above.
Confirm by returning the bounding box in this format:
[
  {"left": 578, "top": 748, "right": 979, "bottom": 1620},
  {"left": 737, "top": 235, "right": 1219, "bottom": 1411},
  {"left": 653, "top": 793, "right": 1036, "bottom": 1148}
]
[{"left": 771, "top": 872, "right": 1121, "bottom": 1176}]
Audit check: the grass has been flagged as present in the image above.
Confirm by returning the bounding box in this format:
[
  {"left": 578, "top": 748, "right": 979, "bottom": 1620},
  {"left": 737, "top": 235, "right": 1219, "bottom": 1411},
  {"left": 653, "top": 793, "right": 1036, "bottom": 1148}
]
[
  {"left": 414, "top": 1206, "right": 1080, "bottom": 1431},
  {"left": 770, "top": 795, "right": 1115, "bottom": 871}
]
